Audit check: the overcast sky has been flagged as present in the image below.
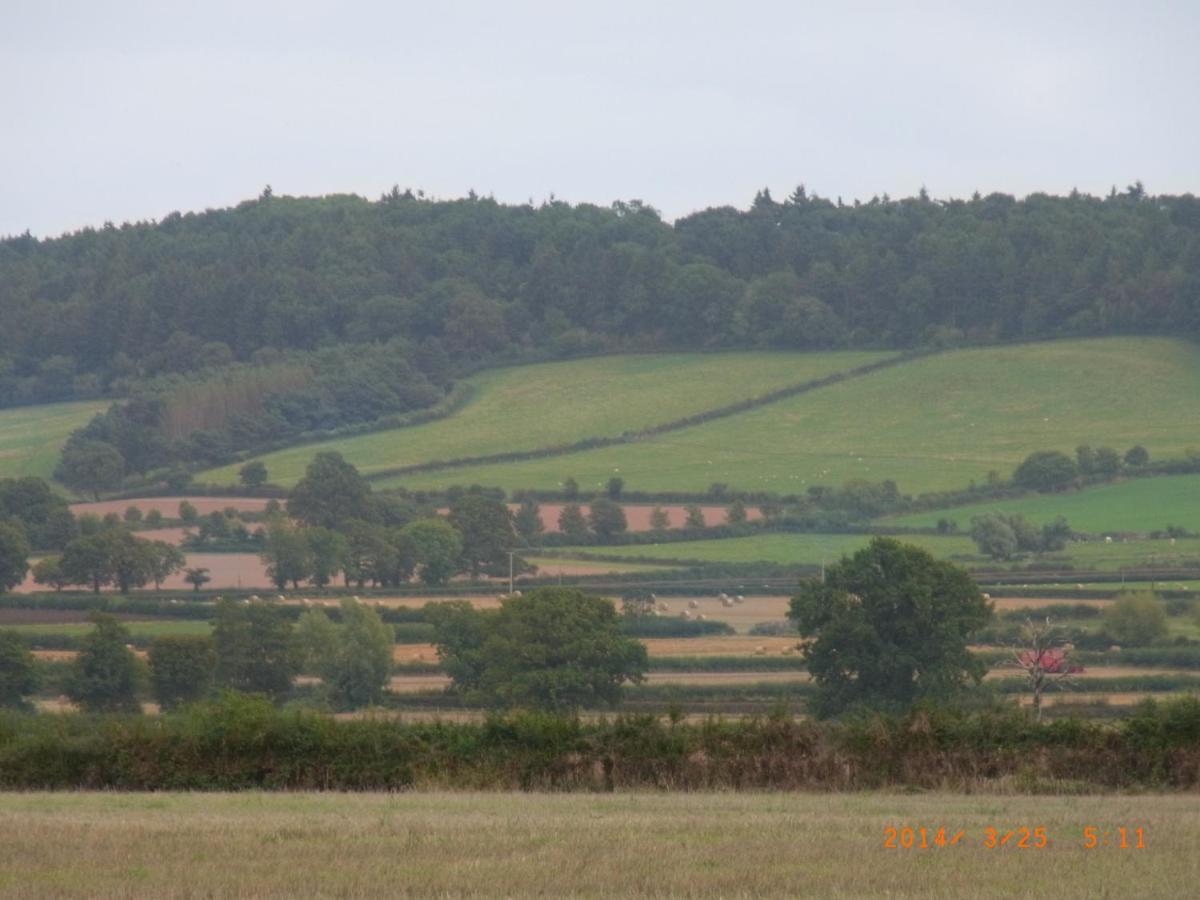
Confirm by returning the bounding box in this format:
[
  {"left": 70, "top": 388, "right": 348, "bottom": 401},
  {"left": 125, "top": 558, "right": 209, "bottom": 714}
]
[{"left": 4, "top": 0, "right": 1198, "bottom": 238}]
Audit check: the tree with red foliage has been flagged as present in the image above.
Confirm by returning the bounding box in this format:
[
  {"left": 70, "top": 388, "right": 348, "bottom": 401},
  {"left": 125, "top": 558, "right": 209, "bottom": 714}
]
[{"left": 1014, "top": 618, "right": 1083, "bottom": 720}]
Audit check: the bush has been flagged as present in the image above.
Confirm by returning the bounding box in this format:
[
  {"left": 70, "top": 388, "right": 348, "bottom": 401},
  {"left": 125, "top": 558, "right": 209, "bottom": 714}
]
[
  {"left": 1012, "top": 451, "right": 1079, "bottom": 493},
  {"left": 1104, "top": 592, "right": 1169, "bottom": 646},
  {"left": 148, "top": 635, "right": 216, "bottom": 710}
]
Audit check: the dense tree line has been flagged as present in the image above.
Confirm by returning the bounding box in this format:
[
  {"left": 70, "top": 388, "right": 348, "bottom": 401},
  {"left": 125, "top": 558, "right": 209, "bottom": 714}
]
[{"left": 3, "top": 185, "right": 1198, "bottom": 412}]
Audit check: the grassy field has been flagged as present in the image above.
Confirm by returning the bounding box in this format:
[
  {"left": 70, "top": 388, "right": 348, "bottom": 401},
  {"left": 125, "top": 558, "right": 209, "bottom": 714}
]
[
  {"left": 0, "top": 400, "right": 107, "bottom": 484},
  {"left": 200, "top": 351, "right": 888, "bottom": 488},
  {"left": 551, "top": 532, "right": 979, "bottom": 565},
  {"left": 2, "top": 619, "right": 211, "bottom": 640},
  {"left": 0, "top": 791, "right": 1192, "bottom": 898},
  {"left": 1053, "top": 538, "right": 1200, "bottom": 571},
  {"left": 889, "top": 474, "right": 1200, "bottom": 534},
  {"left": 377, "top": 337, "right": 1200, "bottom": 495}
]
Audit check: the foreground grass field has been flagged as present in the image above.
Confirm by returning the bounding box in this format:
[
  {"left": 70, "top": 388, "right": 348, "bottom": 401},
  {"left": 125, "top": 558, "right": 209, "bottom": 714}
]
[
  {"left": 0, "top": 399, "right": 107, "bottom": 484},
  {"left": 383, "top": 337, "right": 1200, "bottom": 495},
  {"left": 0, "top": 792, "right": 1192, "bottom": 898},
  {"left": 201, "top": 351, "right": 888, "bottom": 487},
  {"left": 889, "top": 474, "right": 1200, "bottom": 534}
]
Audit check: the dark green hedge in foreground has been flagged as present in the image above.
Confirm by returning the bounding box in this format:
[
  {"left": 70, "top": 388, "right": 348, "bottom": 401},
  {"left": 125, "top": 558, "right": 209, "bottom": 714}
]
[{"left": 2, "top": 693, "right": 1200, "bottom": 791}]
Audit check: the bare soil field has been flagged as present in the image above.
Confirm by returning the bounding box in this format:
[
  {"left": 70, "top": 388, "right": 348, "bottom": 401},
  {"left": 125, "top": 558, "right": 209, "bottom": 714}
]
[
  {"left": 69, "top": 496, "right": 272, "bottom": 518},
  {"left": 0, "top": 791, "right": 1193, "bottom": 898},
  {"left": 16, "top": 553, "right": 272, "bottom": 593},
  {"left": 524, "top": 503, "right": 761, "bottom": 532},
  {"left": 130, "top": 526, "right": 191, "bottom": 545},
  {"left": 640, "top": 636, "right": 800, "bottom": 657}
]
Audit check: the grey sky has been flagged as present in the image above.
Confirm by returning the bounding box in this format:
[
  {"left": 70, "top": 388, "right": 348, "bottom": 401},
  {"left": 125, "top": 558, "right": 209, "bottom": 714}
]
[{"left": 4, "top": 0, "right": 1198, "bottom": 238}]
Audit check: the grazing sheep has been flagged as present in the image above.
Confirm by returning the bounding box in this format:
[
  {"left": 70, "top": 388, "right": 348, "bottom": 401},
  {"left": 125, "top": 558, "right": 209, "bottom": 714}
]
[
  {"left": 688, "top": 599, "right": 699, "bottom": 609},
  {"left": 276, "top": 594, "right": 286, "bottom": 602},
  {"left": 735, "top": 595, "right": 745, "bottom": 603},
  {"left": 1105, "top": 536, "right": 1113, "bottom": 544},
  {"left": 1109, "top": 644, "right": 1121, "bottom": 653},
  {"left": 249, "top": 595, "right": 260, "bottom": 601},
  {"left": 698, "top": 614, "right": 707, "bottom": 621},
  {"left": 722, "top": 597, "right": 734, "bottom": 607},
  {"left": 754, "top": 646, "right": 767, "bottom": 656},
  {"left": 981, "top": 592, "right": 991, "bottom": 601}
]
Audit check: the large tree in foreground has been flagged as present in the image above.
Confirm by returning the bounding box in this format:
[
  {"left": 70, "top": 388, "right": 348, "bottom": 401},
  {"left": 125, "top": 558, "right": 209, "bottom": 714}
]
[
  {"left": 789, "top": 537, "right": 993, "bottom": 718},
  {"left": 429, "top": 587, "right": 647, "bottom": 711}
]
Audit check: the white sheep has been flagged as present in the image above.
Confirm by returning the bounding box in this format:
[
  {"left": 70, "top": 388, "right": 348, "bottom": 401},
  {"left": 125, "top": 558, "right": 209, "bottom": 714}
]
[{"left": 688, "top": 599, "right": 699, "bottom": 609}]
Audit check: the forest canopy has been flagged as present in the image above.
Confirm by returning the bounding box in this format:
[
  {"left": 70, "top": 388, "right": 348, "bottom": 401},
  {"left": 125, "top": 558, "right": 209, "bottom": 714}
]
[
  {"left": 3, "top": 185, "right": 1198, "bottom": 405},
  {"left": 4, "top": 185, "right": 1198, "bottom": 477}
]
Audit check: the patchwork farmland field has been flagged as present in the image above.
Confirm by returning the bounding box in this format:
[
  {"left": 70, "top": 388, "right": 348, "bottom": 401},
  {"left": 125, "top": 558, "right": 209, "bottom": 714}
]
[
  {"left": 551, "top": 532, "right": 979, "bottom": 566},
  {"left": 200, "top": 350, "right": 889, "bottom": 487},
  {"left": 889, "top": 474, "right": 1200, "bottom": 534},
  {"left": 0, "top": 399, "right": 107, "bottom": 484},
  {"left": 372, "top": 337, "right": 1200, "bottom": 495},
  {"left": 0, "top": 792, "right": 1193, "bottom": 899}
]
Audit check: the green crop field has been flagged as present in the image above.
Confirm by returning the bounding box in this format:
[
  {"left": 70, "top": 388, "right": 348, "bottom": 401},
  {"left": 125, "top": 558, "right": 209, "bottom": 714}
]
[
  {"left": 3, "top": 619, "right": 212, "bottom": 640},
  {"left": 0, "top": 400, "right": 108, "bottom": 485},
  {"left": 1052, "top": 537, "right": 1200, "bottom": 572},
  {"left": 888, "top": 474, "right": 1200, "bottom": 534},
  {"left": 376, "top": 337, "right": 1200, "bottom": 495},
  {"left": 552, "top": 532, "right": 978, "bottom": 566},
  {"left": 201, "top": 351, "right": 889, "bottom": 487},
  {"left": 0, "top": 791, "right": 1193, "bottom": 898}
]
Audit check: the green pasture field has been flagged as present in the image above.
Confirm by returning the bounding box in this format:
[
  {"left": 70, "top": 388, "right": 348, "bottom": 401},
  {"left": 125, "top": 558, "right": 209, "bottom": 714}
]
[
  {"left": 1051, "top": 537, "right": 1200, "bottom": 571},
  {"left": 550, "top": 532, "right": 978, "bottom": 566},
  {"left": 888, "top": 474, "right": 1200, "bottom": 534},
  {"left": 3, "top": 619, "right": 211, "bottom": 640},
  {"left": 380, "top": 337, "right": 1200, "bottom": 495},
  {"left": 0, "top": 400, "right": 108, "bottom": 485},
  {"left": 200, "top": 350, "right": 888, "bottom": 487},
  {"left": 0, "top": 791, "right": 1193, "bottom": 898}
]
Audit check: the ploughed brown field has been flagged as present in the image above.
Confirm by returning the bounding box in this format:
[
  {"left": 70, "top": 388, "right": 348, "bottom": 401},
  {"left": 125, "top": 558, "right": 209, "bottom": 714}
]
[
  {"left": 15, "top": 553, "right": 274, "bottom": 593},
  {"left": 518, "top": 503, "right": 762, "bottom": 532}
]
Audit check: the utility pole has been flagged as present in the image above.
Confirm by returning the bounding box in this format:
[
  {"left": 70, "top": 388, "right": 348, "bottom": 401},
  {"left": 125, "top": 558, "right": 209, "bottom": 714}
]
[{"left": 508, "top": 550, "right": 514, "bottom": 595}]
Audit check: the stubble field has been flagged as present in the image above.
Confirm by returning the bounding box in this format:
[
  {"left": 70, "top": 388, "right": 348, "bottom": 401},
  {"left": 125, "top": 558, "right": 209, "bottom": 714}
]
[{"left": 0, "top": 791, "right": 1193, "bottom": 898}]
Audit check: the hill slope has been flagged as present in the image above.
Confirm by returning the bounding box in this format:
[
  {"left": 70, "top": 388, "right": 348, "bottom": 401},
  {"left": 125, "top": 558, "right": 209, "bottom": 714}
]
[
  {"left": 0, "top": 400, "right": 108, "bottom": 484},
  {"left": 370, "top": 337, "right": 1200, "bottom": 495},
  {"left": 200, "top": 351, "right": 890, "bottom": 487}
]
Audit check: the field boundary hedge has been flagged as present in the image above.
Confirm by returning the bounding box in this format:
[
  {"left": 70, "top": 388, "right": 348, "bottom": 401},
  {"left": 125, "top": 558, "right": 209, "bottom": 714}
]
[{"left": 3, "top": 695, "right": 1200, "bottom": 790}]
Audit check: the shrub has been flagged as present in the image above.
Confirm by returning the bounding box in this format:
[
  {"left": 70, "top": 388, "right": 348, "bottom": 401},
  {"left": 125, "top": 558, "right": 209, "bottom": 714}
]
[
  {"left": 1104, "top": 592, "right": 1169, "bottom": 646},
  {"left": 148, "top": 635, "right": 216, "bottom": 710}
]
